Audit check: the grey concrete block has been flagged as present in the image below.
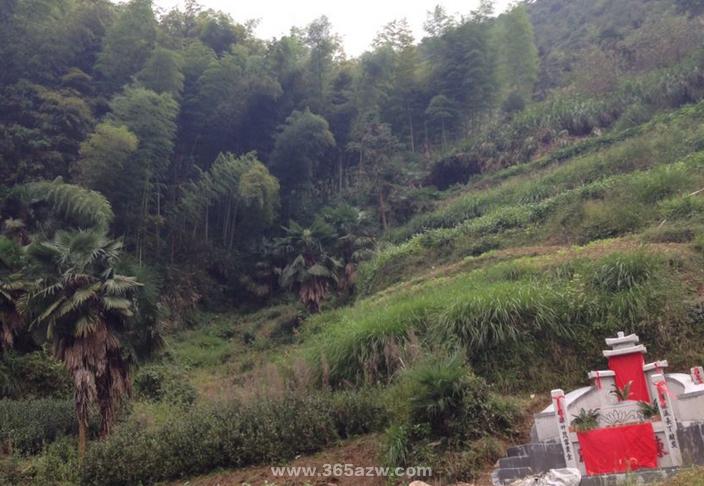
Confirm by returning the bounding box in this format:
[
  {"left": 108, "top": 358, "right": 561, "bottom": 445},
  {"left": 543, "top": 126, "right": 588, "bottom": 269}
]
[
  {"left": 679, "top": 423, "right": 704, "bottom": 466},
  {"left": 498, "top": 455, "right": 533, "bottom": 469},
  {"left": 506, "top": 445, "right": 528, "bottom": 457},
  {"left": 493, "top": 466, "right": 533, "bottom": 484},
  {"left": 579, "top": 468, "right": 679, "bottom": 486}
]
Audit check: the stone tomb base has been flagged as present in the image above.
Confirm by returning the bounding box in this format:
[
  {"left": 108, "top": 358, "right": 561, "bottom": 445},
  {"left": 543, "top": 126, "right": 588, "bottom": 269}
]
[{"left": 492, "top": 423, "right": 704, "bottom": 485}]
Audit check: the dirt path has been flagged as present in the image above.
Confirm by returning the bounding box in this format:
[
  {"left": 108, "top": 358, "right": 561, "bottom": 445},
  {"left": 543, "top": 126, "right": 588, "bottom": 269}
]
[
  {"left": 163, "top": 433, "right": 502, "bottom": 486},
  {"left": 165, "top": 436, "right": 387, "bottom": 486}
]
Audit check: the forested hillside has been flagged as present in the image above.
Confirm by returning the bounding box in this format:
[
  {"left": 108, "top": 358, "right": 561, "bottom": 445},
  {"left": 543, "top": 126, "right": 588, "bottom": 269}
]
[{"left": 2, "top": 0, "right": 704, "bottom": 484}]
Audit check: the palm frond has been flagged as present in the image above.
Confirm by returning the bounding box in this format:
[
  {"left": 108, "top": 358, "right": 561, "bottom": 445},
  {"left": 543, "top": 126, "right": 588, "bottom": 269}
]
[
  {"left": 20, "top": 178, "right": 114, "bottom": 229},
  {"left": 101, "top": 296, "right": 131, "bottom": 311}
]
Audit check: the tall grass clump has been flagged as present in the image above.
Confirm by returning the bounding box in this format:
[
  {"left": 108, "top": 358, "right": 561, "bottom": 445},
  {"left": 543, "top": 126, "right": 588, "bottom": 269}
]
[
  {"left": 589, "top": 252, "right": 658, "bottom": 293},
  {"left": 305, "top": 292, "right": 440, "bottom": 385},
  {"left": 308, "top": 249, "right": 682, "bottom": 391},
  {"left": 381, "top": 355, "right": 521, "bottom": 480},
  {"left": 435, "top": 281, "right": 572, "bottom": 353}
]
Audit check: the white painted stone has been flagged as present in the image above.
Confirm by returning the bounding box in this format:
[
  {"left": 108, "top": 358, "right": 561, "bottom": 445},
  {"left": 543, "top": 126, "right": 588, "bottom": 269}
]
[
  {"left": 651, "top": 373, "right": 683, "bottom": 466},
  {"left": 509, "top": 468, "right": 581, "bottom": 486}
]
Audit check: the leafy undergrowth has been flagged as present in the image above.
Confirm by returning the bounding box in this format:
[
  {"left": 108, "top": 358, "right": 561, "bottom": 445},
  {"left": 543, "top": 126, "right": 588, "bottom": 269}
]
[
  {"left": 110, "top": 100, "right": 704, "bottom": 484},
  {"left": 9, "top": 82, "right": 704, "bottom": 486},
  {"left": 303, "top": 242, "right": 704, "bottom": 393},
  {"left": 361, "top": 101, "right": 704, "bottom": 295},
  {"left": 657, "top": 468, "right": 704, "bottom": 486}
]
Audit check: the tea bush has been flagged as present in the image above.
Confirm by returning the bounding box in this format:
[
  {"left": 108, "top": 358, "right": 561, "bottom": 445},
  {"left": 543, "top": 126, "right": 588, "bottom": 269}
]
[
  {"left": 133, "top": 365, "right": 197, "bottom": 405},
  {"left": 0, "top": 399, "right": 88, "bottom": 455},
  {"left": 29, "top": 436, "right": 81, "bottom": 485},
  {"left": 0, "top": 351, "right": 71, "bottom": 400},
  {"left": 80, "top": 390, "right": 388, "bottom": 485}
]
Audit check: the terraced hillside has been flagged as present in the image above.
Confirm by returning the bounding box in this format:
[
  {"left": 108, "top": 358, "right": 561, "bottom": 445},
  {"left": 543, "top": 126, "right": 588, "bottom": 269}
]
[{"left": 65, "top": 100, "right": 704, "bottom": 486}]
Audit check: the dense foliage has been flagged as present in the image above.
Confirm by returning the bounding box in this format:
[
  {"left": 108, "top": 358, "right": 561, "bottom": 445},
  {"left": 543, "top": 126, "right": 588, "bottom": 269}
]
[{"left": 3, "top": 0, "right": 704, "bottom": 483}]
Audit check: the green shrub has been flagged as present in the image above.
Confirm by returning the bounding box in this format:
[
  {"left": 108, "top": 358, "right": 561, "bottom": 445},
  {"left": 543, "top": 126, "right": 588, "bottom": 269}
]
[
  {"left": 382, "top": 356, "right": 520, "bottom": 477},
  {"left": 0, "top": 351, "right": 72, "bottom": 400},
  {"left": 307, "top": 250, "right": 677, "bottom": 390},
  {"left": 640, "top": 224, "right": 697, "bottom": 243},
  {"left": 437, "top": 437, "right": 504, "bottom": 483},
  {"left": 81, "top": 391, "right": 388, "bottom": 485},
  {"left": 436, "top": 281, "right": 572, "bottom": 352},
  {"left": 0, "top": 399, "right": 93, "bottom": 455},
  {"left": 660, "top": 195, "right": 704, "bottom": 220},
  {"left": 0, "top": 455, "right": 24, "bottom": 485},
  {"left": 328, "top": 389, "right": 388, "bottom": 438},
  {"left": 382, "top": 424, "right": 412, "bottom": 467},
  {"left": 628, "top": 164, "right": 693, "bottom": 204},
  {"left": 133, "top": 365, "right": 197, "bottom": 405},
  {"left": 388, "top": 356, "right": 521, "bottom": 442},
  {"left": 694, "top": 234, "right": 704, "bottom": 253},
  {"left": 29, "top": 436, "right": 80, "bottom": 485}
]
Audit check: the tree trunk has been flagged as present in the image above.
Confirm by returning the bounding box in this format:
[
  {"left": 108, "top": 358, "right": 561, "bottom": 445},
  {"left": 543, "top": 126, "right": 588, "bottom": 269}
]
[
  {"left": 78, "top": 416, "right": 87, "bottom": 460},
  {"left": 424, "top": 120, "right": 430, "bottom": 159},
  {"left": 441, "top": 119, "right": 447, "bottom": 152},
  {"left": 222, "top": 197, "right": 232, "bottom": 246},
  {"left": 378, "top": 188, "right": 388, "bottom": 232},
  {"left": 408, "top": 108, "right": 415, "bottom": 153},
  {"left": 204, "top": 206, "right": 209, "bottom": 243},
  {"left": 338, "top": 155, "right": 343, "bottom": 193},
  {"left": 228, "top": 200, "right": 240, "bottom": 251}
]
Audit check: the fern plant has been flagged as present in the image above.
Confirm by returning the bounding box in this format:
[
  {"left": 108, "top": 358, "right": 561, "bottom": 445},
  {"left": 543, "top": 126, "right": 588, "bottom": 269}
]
[
  {"left": 571, "top": 408, "right": 600, "bottom": 432},
  {"left": 611, "top": 381, "right": 633, "bottom": 401},
  {"left": 639, "top": 399, "right": 660, "bottom": 420}
]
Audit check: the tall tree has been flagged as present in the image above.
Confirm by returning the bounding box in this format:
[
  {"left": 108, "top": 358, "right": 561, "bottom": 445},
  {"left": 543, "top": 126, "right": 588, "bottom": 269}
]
[
  {"left": 425, "top": 94, "right": 458, "bottom": 151},
  {"left": 352, "top": 122, "right": 401, "bottom": 231},
  {"left": 96, "top": 0, "right": 157, "bottom": 91},
  {"left": 304, "top": 16, "right": 341, "bottom": 112},
  {"left": 423, "top": 5, "right": 456, "bottom": 38},
  {"left": 27, "top": 230, "right": 140, "bottom": 456},
  {"left": 495, "top": 4, "right": 539, "bottom": 102},
  {"left": 176, "top": 152, "right": 279, "bottom": 251},
  {"left": 375, "top": 19, "right": 423, "bottom": 152},
  {"left": 274, "top": 219, "right": 341, "bottom": 312},
  {"left": 0, "top": 237, "right": 30, "bottom": 351},
  {"left": 137, "top": 47, "right": 185, "bottom": 97},
  {"left": 0, "top": 82, "right": 95, "bottom": 185},
  {"left": 430, "top": 20, "right": 496, "bottom": 132},
  {"left": 270, "top": 109, "right": 336, "bottom": 220},
  {"left": 109, "top": 86, "right": 179, "bottom": 256},
  {"left": 72, "top": 122, "right": 139, "bottom": 213}
]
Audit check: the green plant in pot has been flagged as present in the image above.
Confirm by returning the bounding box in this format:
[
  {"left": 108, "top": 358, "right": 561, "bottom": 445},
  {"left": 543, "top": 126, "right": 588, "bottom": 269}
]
[
  {"left": 639, "top": 400, "right": 660, "bottom": 422},
  {"left": 611, "top": 381, "right": 633, "bottom": 401},
  {"left": 571, "top": 408, "right": 600, "bottom": 432}
]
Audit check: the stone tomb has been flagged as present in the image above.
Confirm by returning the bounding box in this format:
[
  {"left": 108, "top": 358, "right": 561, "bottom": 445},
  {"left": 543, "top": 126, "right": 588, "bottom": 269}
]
[{"left": 493, "top": 332, "right": 704, "bottom": 485}]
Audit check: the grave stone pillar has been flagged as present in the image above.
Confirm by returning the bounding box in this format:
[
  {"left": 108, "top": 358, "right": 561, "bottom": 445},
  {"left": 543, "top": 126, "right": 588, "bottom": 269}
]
[
  {"left": 551, "top": 389, "right": 578, "bottom": 469},
  {"left": 651, "top": 373, "right": 683, "bottom": 466}
]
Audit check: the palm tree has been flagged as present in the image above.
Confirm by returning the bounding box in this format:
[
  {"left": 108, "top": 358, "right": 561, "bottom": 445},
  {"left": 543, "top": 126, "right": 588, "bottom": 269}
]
[
  {"left": 0, "top": 236, "right": 32, "bottom": 351},
  {"left": 26, "top": 230, "right": 140, "bottom": 457},
  {"left": 275, "top": 220, "right": 341, "bottom": 312},
  {"left": 0, "top": 276, "right": 31, "bottom": 350}
]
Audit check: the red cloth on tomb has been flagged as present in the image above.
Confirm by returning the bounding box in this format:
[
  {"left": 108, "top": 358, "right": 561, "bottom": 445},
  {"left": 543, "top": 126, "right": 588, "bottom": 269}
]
[
  {"left": 608, "top": 353, "right": 650, "bottom": 402},
  {"left": 577, "top": 423, "right": 658, "bottom": 475}
]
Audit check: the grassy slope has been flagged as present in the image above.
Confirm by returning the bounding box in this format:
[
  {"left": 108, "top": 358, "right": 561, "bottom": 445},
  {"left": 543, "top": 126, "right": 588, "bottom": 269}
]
[
  {"left": 143, "top": 100, "right": 704, "bottom": 485},
  {"left": 293, "top": 100, "right": 704, "bottom": 394}
]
